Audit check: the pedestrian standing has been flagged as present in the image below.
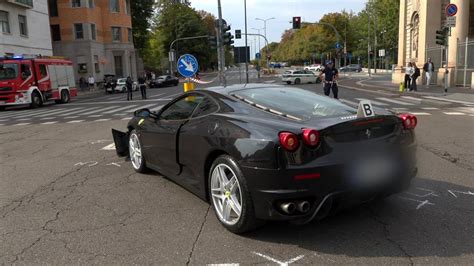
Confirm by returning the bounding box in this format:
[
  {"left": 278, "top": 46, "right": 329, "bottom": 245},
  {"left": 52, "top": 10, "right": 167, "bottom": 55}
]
[
  {"left": 126, "top": 76, "right": 133, "bottom": 101},
  {"left": 404, "top": 62, "right": 413, "bottom": 91},
  {"left": 87, "top": 75, "right": 95, "bottom": 91},
  {"left": 138, "top": 75, "right": 147, "bottom": 99},
  {"left": 79, "top": 76, "right": 87, "bottom": 92},
  {"left": 319, "top": 60, "right": 339, "bottom": 99},
  {"left": 410, "top": 62, "right": 420, "bottom": 92},
  {"left": 423, "top": 58, "right": 435, "bottom": 88}
]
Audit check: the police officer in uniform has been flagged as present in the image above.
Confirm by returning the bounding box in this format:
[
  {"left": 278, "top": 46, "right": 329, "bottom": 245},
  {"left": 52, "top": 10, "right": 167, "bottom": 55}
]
[{"left": 319, "top": 60, "right": 339, "bottom": 99}]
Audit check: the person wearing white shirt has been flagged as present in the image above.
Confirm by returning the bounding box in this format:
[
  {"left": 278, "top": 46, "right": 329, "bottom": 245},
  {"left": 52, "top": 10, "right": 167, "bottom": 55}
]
[
  {"left": 404, "top": 62, "right": 413, "bottom": 91},
  {"left": 423, "top": 58, "right": 435, "bottom": 88},
  {"left": 87, "top": 75, "right": 95, "bottom": 91}
]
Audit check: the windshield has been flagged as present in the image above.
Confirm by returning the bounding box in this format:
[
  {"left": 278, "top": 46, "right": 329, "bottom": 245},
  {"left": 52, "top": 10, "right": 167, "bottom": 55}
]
[
  {"left": 234, "top": 87, "right": 356, "bottom": 120},
  {"left": 0, "top": 63, "right": 19, "bottom": 80},
  {"left": 117, "top": 78, "right": 126, "bottom": 83}
]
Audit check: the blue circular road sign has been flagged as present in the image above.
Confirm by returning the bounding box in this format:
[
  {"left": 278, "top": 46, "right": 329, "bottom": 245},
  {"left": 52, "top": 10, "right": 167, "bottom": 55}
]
[
  {"left": 177, "top": 54, "right": 199, "bottom": 78},
  {"left": 446, "top": 4, "right": 458, "bottom": 17}
]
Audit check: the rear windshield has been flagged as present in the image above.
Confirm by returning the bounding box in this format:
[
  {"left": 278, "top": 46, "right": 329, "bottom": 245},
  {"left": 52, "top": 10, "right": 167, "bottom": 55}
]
[
  {"left": 234, "top": 87, "right": 356, "bottom": 120},
  {"left": 0, "top": 63, "right": 19, "bottom": 80}
]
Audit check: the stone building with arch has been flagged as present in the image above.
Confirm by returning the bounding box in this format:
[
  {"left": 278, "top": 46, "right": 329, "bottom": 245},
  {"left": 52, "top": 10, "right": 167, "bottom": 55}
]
[{"left": 393, "top": 0, "right": 474, "bottom": 87}]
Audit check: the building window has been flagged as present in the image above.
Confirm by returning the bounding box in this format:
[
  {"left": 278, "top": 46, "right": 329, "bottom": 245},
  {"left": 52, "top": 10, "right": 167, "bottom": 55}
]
[
  {"left": 0, "top": 11, "right": 10, "bottom": 34},
  {"left": 110, "top": 0, "right": 120, "bottom": 12},
  {"left": 18, "top": 15, "right": 28, "bottom": 37},
  {"left": 72, "top": 0, "right": 81, "bottom": 8},
  {"left": 48, "top": 0, "right": 59, "bottom": 17},
  {"left": 74, "top": 23, "right": 84, "bottom": 39},
  {"left": 94, "top": 55, "right": 100, "bottom": 73},
  {"left": 51, "top": 24, "right": 61, "bottom": 41},
  {"left": 91, "top": 24, "right": 96, "bottom": 40},
  {"left": 88, "top": 0, "right": 94, "bottom": 8},
  {"left": 128, "top": 28, "right": 132, "bottom": 42},
  {"left": 125, "top": 0, "right": 130, "bottom": 15},
  {"left": 114, "top": 55, "right": 123, "bottom": 77},
  {"left": 111, "top": 27, "right": 121, "bottom": 42},
  {"left": 39, "top": 64, "right": 47, "bottom": 78},
  {"left": 78, "top": 63, "right": 88, "bottom": 73}
]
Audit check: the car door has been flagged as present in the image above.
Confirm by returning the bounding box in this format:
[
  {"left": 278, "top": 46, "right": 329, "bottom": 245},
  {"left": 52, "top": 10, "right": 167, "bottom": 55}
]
[{"left": 141, "top": 94, "right": 204, "bottom": 175}]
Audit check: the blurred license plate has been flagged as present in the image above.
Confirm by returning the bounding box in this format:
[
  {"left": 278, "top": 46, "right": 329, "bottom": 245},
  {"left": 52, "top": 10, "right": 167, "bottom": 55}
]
[{"left": 349, "top": 156, "right": 395, "bottom": 186}]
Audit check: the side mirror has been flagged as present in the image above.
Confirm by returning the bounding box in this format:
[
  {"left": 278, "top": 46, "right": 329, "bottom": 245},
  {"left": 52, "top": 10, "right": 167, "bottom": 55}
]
[{"left": 134, "top": 108, "right": 158, "bottom": 119}]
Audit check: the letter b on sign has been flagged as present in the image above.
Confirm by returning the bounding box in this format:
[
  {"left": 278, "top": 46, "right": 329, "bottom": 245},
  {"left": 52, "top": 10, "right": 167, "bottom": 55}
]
[{"left": 357, "top": 100, "right": 375, "bottom": 118}]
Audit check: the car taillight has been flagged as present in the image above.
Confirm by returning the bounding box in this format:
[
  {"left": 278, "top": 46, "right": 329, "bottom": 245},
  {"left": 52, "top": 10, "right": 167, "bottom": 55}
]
[
  {"left": 279, "top": 132, "right": 299, "bottom": 152},
  {"left": 302, "top": 128, "right": 320, "bottom": 147},
  {"left": 399, "top": 113, "right": 417, "bottom": 129}
]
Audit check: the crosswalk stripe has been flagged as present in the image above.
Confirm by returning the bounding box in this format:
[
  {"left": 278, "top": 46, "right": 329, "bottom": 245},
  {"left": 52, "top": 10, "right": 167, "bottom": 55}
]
[
  {"left": 125, "top": 104, "right": 156, "bottom": 113},
  {"left": 58, "top": 107, "right": 100, "bottom": 116},
  {"left": 67, "top": 120, "right": 84, "bottom": 123},
  {"left": 76, "top": 106, "right": 120, "bottom": 116},
  {"left": 94, "top": 118, "right": 111, "bottom": 122},
  {"left": 5, "top": 108, "right": 62, "bottom": 119},
  {"left": 443, "top": 112, "right": 465, "bottom": 115},
  {"left": 103, "top": 105, "right": 138, "bottom": 114},
  {"left": 339, "top": 99, "right": 358, "bottom": 106},
  {"left": 400, "top": 96, "right": 422, "bottom": 103},
  {"left": 14, "top": 122, "right": 31, "bottom": 126},
  {"left": 376, "top": 97, "right": 414, "bottom": 106},
  {"left": 88, "top": 115, "right": 103, "bottom": 117},
  {"left": 355, "top": 98, "right": 388, "bottom": 106},
  {"left": 150, "top": 105, "right": 164, "bottom": 111},
  {"left": 149, "top": 93, "right": 166, "bottom": 98},
  {"left": 423, "top": 96, "right": 474, "bottom": 105},
  {"left": 63, "top": 116, "right": 79, "bottom": 119},
  {"left": 34, "top": 107, "right": 83, "bottom": 118},
  {"left": 410, "top": 112, "right": 431, "bottom": 115},
  {"left": 121, "top": 117, "right": 133, "bottom": 120},
  {"left": 41, "top": 121, "right": 58, "bottom": 125},
  {"left": 421, "top": 107, "right": 439, "bottom": 110}
]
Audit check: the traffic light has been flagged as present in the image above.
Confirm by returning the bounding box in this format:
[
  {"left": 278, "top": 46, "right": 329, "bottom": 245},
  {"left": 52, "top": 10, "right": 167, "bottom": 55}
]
[
  {"left": 436, "top": 27, "right": 449, "bottom": 46},
  {"left": 222, "top": 25, "right": 234, "bottom": 46},
  {"left": 208, "top": 35, "right": 217, "bottom": 49},
  {"left": 235, "top": 29, "right": 241, "bottom": 39},
  {"left": 292, "top": 16, "right": 301, "bottom": 29}
]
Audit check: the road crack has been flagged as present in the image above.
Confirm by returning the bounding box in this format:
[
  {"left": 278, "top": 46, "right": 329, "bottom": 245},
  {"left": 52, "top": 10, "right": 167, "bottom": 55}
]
[{"left": 186, "top": 206, "right": 210, "bottom": 265}]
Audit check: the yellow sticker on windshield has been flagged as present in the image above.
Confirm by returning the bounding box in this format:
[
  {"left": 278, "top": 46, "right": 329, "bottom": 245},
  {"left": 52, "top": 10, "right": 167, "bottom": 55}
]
[{"left": 138, "top": 118, "right": 145, "bottom": 125}]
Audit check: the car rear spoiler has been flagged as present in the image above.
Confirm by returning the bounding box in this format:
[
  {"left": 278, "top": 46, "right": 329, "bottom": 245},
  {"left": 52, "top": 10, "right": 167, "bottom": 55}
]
[{"left": 111, "top": 129, "right": 129, "bottom": 157}]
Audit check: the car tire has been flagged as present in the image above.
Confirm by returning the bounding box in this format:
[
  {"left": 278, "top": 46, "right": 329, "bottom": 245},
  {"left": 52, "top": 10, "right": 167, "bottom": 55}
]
[
  {"left": 286, "top": 81, "right": 292, "bottom": 85},
  {"left": 209, "top": 155, "right": 264, "bottom": 234},
  {"left": 55, "top": 89, "right": 70, "bottom": 104},
  {"left": 294, "top": 78, "right": 301, "bottom": 84},
  {"left": 30, "top": 91, "right": 43, "bottom": 108},
  {"left": 129, "top": 130, "right": 148, "bottom": 173}
]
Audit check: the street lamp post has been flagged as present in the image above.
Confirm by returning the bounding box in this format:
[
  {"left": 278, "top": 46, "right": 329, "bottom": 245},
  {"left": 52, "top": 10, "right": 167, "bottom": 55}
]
[{"left": 255, "top": 17, "right": 275, "bottom": 65}]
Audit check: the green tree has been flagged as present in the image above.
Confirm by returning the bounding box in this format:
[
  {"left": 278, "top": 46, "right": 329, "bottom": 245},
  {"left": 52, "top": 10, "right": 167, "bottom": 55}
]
[{"left": 131, "top": 0, "right": 156, "bottom": 53}]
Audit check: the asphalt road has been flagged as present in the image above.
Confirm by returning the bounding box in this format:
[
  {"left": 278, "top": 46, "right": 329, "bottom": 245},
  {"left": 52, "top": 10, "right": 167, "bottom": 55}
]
[{"left": 1, "top": 71, "right": 473, "bottom": 264}]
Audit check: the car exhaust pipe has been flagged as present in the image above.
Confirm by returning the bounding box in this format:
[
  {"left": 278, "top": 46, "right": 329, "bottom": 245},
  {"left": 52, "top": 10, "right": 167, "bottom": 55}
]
[
  {"left": 297, "top": 201, "right": 310, "bottom": 213},
  {"left": 280, "top": 202, "right": 296, "bottom": 214}
]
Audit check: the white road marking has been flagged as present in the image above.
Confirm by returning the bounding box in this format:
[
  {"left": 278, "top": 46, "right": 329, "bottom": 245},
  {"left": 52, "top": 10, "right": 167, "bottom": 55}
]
[
  {"left": 421, "top": 107, "right": 439, "bottom": 110},
  {"left": 150, "top": 105, "right": 164, "bottom": 111},
  {"left": 74, "top": 161, "right": 98, "bottom": 167},
  {"left": 253, "top": 252, "right": 304, "bottom": 265},
  {"left": 401, "top": 96, "right": 423, "bottom": 103},
  {"left": 447, "top": 189, "right": 474, "bottom": 198},
  {"left": 391, "top": 107, "right": 409, "bottom": 110},
  {"left": 398, "top": 196, "right": 435, "bottom": 210},
  {"left": 94, "top": 118, "right": 111, "bottom": 122},
  {"left": 443, "top": 112, "right": 465, "bottom": 115},
  {"left": 58, "top": 107, "right": 99, "bottom": 116},
  {"left": 67, "top": 120, "right": 84, "bottom": 123},
  {"left": 148, "top": 93, "right": 166, "bottom": 98},
  {"left": 423, "top": 96, "right": 474, "bottom": 105},
  {"left": 355, "top": 98, "right": 389, "bottom": 106},
  {"left": 113, "top": 113, "right": 127, "bottom": 116},
  {"left": 339, "top": 99, "right": 358, "bottom": 106},
  {"left": 90, "top": 140, "right": 110, "bottom": 144},
  {"left": 14, "top": 122, "right": 31, "bottom": 126},
  {"left": 102, "top": 104, "right": 138, "bottom": 114},
  {"left": 34, "top": 107, "right": 83, "bottom": 118},
  {"left": 106, "top": 162, "right": 121, "bottom": 167},
  {"left": 123, "top": 103, "right": 156, "bottom": 113},
  {"left": 88, "top": 115, "right": 103, "bottom": 118},
  {"left": 41, "top": 121, "right": 58, "bottom": 125},
  {"left": 0, "top": 119, "right": 7, "bottom": 122},
  {"left": 80, "top": 106, "right": 120, "bottom": 115},
  {"left": 17, "top": 118, "right": 31, "bottom": 121},
  {"left": 63, "top": 116, "right": 79, "bottom": 119},
  {"left": 40, "top": 117, "right": 55, "bottom": 120},
  {"left": 376, "top": 97, "right": 414, "bottom": 106},
  {"left": 409, "top": 112, "right": 431, "bottom": 115},
  {"left": 121, "top": 117, "right": 133, "bottom": 120},
  {"left": 101, "top": 143, "right": 116, "bottom": 150}
]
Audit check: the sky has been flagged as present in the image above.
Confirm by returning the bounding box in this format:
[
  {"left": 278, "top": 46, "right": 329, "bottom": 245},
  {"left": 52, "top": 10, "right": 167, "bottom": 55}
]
[{"left": 191, "top": 0, "right": 367, "bottom": 55}]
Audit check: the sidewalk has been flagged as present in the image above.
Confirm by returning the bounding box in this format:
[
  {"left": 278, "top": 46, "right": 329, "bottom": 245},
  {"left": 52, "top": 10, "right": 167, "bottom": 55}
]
[{"left": 358, "top": 77, "right": 474, "bottom": 103}]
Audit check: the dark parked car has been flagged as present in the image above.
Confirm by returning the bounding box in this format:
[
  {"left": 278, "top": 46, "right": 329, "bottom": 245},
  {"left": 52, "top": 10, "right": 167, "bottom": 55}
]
[
  {"left": 339, "top": 64, "right": 363, "bottom": 72},
  {"left": 150, "top": 75, "right": 179, "bottom": 88},
  {"left": 112, "top": 84, "right": 418, "bottom": 233}
]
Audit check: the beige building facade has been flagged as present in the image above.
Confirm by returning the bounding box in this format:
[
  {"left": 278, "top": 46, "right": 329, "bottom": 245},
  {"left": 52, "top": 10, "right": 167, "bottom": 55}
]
[{"left": 393, "top": 0, "right": 474, "bottom": 87}]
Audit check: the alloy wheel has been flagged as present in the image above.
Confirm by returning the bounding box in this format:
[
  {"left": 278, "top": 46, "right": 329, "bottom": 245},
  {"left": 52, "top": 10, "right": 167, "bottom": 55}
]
[
  {"left": 129, "top": 133, "right": 142, "bottom": 170},
  {"left": 210, "top": 164, "right": 243, "bottom": 225}
]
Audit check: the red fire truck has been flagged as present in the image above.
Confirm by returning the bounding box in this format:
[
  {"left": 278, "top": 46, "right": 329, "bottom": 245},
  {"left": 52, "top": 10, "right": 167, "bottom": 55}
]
[{"left": 0, "top": 55, "right": 77, "bottom": 110}]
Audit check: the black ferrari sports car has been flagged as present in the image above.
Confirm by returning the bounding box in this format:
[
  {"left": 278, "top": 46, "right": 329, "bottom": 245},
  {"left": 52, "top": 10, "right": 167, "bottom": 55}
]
[{"left": 112, "top": 84, "right": 417, "bottom": 233}]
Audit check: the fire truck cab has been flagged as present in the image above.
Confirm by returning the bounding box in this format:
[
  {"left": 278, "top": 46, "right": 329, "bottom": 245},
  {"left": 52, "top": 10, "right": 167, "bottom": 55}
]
[{"left": 0, "top": 55, "right": 77, "bottom": 110}]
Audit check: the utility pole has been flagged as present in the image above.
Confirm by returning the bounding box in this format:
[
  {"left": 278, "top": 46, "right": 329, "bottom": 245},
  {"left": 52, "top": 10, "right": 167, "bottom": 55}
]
[
  {"left": 367, "top": 13, "right": 371, "bottom": 77},
  {"left": 217, "top": 0, "right": 226, "bottom": 86},
  {"left": 244, "top": 0, "right": 249, "bottom": 83},
  {"left": 374, "top": 13, "right": 377, "bottom": 74},
  {"left": 344, "top": 22, "right": 347, "bottom": 66}
]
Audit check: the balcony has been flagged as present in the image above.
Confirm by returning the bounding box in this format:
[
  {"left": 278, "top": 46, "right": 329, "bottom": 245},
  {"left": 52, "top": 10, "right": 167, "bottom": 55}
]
[{"left": 7, "top": 0, "right": 33, "bottom": 8}]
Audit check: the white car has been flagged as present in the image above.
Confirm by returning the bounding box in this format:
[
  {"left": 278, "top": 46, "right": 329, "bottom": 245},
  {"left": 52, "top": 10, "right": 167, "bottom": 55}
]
[
  {"left": 304, "top": 64, "right": 322, "bottom": 72},
  {"left": 282, "top": 70, "right": 321, "bottom": 85},
  {"left": 115, "top": 78, "right": 138, "bottom": 93}
]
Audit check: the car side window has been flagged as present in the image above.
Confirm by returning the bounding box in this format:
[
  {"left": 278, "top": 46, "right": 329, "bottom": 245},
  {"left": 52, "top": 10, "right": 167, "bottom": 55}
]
[
  {"left": 160, "top": 95, "right": 204, "bottom": 120},
  {"left": 191, "top": 97, "right": 218, "bottom": 118}
]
